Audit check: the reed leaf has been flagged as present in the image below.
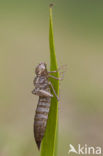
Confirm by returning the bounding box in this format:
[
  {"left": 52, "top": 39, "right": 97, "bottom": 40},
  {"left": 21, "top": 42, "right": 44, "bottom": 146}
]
[{"left": 40, "top": 4, "right": 59, "bottom": 156}]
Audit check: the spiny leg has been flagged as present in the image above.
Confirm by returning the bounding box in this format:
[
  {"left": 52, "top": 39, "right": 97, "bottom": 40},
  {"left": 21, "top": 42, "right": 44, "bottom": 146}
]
[
  {"left": 48, "top": 65, "right": 67, "bottom": 80},
  {"left": 48, "top": 64, "right": 67, "bottom": 74},
  {"left": 48, "top": 82, "right": 59, "bottom": 101},
  {"left": 48, "top": 75, "right": 63, "bottom": 80},
  {"left": 48, "top": 71, "right": 57, "bottom": 73}
]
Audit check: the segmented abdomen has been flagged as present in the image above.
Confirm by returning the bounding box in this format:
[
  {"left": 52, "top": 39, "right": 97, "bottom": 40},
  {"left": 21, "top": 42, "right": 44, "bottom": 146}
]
[{"left": 34, "top": 97, "right": 51, "bottom": 150}]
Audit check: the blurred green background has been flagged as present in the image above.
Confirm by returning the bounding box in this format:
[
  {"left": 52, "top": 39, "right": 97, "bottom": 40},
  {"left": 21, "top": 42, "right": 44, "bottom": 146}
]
[{"left": 0, "top": 0, "right": 103, "bottom": 156}]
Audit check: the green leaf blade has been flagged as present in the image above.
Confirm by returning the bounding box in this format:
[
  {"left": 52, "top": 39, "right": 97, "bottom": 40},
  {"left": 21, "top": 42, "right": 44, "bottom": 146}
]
[{"left": 40, "top": 5, "right": 59, "bottom": 156}]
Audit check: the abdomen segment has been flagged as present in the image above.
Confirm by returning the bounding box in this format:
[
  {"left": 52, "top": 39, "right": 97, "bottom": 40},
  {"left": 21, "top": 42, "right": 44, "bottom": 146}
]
[{"left": 34, "top": 97, "right": 51, "bottom": 150}]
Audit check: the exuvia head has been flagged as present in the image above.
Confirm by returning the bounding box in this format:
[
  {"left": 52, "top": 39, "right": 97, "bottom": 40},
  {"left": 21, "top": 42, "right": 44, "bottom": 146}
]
[{"left": 35, "top": 63, "right": 47, "bottom": 75}]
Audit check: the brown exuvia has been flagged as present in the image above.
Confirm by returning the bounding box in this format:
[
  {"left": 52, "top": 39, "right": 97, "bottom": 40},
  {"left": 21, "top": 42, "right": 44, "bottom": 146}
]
[{"left": 32, "top": 63, "right": 61, "bottom": 150}]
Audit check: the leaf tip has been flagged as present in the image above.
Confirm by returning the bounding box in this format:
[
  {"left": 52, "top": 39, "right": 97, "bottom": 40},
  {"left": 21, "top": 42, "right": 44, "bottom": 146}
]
[{"left": 49, "top": 3, "right": 54, "bottom": 8}]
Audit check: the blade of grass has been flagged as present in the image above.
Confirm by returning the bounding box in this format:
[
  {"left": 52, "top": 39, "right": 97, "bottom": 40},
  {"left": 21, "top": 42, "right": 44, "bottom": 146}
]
[{"left": 40, "top": 4, "right": 59, "bottom": 156}]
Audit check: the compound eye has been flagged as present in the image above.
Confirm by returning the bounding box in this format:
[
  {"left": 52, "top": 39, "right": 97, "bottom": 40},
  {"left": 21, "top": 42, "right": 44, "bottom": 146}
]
[
  {"left": 44, "top": 63, "right": 47, "bottom": 68},
  {"left": 40, "top": 64, "right": 45, "bottom": 70}
]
